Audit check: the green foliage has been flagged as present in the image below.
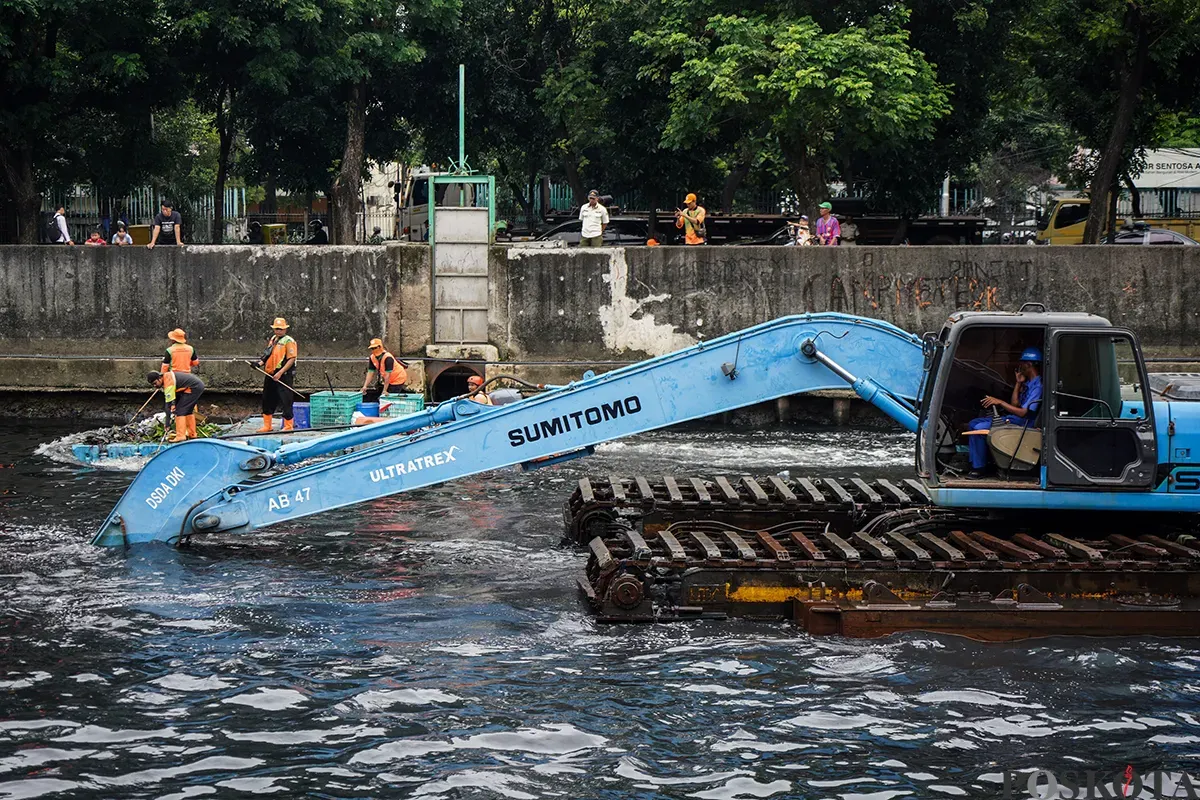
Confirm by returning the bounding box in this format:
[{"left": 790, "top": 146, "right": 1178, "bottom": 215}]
[{"left": 4, "top": 0, "right": 1199, "bottom": 238}]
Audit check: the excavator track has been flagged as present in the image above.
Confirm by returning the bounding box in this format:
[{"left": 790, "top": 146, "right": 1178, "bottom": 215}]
[
  {"left": 563, "top": 475, "right": 929, "bottom": 546},
  {"left": 567, "top": 476, "right": 1200, "bottom": 640}
]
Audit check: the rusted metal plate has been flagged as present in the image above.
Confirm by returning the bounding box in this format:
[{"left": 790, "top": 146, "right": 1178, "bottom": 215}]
[
  {"left": 970, "top": 530, "right": 1040, "bottom": 562},
  {"left": 663, "top": 476, "right": 684, "bottom": 505},
  {"left": 1108, "top": 533, "right": 1169, "bottom": 560},
  {"left": 1012, "top": 533, "right": 1066, "bottom": 560},
  {"left": 789, "top": 531, "right": 826, "bottom": 561},
  {"left": 690, "top": 477, "right": 712, "bottom": 504},
  {"left": 756, "top": 531, "right": 791, "bottom": 562},
  {"left": 578, "top": 478, "right": 595, "bottom": 505},
  {"left": 949, "top": 530, "right": 998, "bottom": 562},
  {"left": 1143, "top": 534, "right": 1200, "bottom": 560}
]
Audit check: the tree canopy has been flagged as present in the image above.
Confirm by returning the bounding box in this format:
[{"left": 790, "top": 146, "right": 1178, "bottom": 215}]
[{"left": 2, "top": 0, "right": 1199, "bottom": 242}]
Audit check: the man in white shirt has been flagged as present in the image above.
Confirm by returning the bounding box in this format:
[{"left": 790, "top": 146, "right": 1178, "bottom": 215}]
[
  {"left": 51, "top": 205, "right": 73, "bottom": 245},
  {"left": 578, "top": 190, "right": 609, "bottom": 247}
]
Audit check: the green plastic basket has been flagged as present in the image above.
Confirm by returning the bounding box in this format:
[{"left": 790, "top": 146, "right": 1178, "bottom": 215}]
[
  {"left": 310, "top": 390, "right": 360, "bottom": 426},
  {"left": 380, "top": 394, "right": 426, "bottom": 417}
]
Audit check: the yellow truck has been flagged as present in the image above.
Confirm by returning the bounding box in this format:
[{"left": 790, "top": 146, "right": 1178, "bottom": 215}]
[{"left": 1036, "top": 197, "right": 1200, "bottom": 244}]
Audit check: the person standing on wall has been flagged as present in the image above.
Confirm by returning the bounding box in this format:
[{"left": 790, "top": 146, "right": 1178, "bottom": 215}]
[
  {"left": 148, "top": 200, "right": 182, "bottom": 248},
  {"left": 815, "top": 201, "right": 840, "bottom": 246},
  {"left": 257, "top": 317, "right": 298, "bottom": 432},
  {"left": 361, "top": 338, "right": 408, "bottom": 403},
  {"left": 49, "top": 205, "right": 74, "bottom": 245},
  {"left": 675, "top": 193, "right": 707, "bottom": 245},
  {"left": 578, "top": 190, "right": 609, "bottom": 247},
  {"left": 162, "top": 329, "right": 199, "bottom": 374},
  {"left": 147, "top": 369, "right": 205, "bottom": 442}
]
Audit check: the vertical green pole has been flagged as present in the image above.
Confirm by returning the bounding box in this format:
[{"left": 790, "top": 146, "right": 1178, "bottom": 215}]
[
  {"left": 458, "top": 64, "right": 466, "bottom": 206},
  {"left": 458, "top": 64, "right": 465, "bottom": 171}
]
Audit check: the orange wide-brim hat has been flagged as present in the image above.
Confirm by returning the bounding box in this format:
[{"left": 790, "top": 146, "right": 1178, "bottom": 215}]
[
  {"left": 271, "top": 317, "right": 289, "bottom": 330},
  {"left": 167, "top": 328, "right": 187, "bottom": 343},
  {"left": 368, "top": 337, "right": 384, "bottom": 351}
]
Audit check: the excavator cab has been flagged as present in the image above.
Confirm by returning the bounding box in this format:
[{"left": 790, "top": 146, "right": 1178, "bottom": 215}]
[{"left": 919, "top": 307, "right": 1158, "bottom": 496}]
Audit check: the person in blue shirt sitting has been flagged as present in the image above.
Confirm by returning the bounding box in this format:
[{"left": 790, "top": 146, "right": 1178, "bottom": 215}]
[{"left": 965, "top": 347, "right": 1043, "bottom": 478}]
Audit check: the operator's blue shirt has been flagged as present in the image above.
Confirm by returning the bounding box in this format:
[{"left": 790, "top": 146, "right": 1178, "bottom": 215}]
[{"left": 1013, "top": 375, "right": 1042, "bottom": 425}]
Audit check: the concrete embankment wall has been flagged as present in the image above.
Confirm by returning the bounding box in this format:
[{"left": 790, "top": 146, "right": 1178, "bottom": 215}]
[
  {"left": 1, "top": 243, "right": 1198, "bottom": 416},
  {"left": 492, "top": 245, "right": 1200, "bottom": 360}
]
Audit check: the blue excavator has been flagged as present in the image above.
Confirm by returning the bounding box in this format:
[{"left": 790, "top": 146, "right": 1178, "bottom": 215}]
[{"left": 94, "top": 306, "right": 1200, "bottom": 639}]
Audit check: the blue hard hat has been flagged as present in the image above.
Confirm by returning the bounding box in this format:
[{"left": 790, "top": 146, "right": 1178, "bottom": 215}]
[{"left": 1019, "top": 347, "right": 1043, "bottom": 363}]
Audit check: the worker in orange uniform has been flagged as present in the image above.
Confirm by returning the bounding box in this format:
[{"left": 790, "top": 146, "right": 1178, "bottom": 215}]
[
  {"left": 467, "top": 374, "right": 492, "bottom": 405},
  {"left": 674, "top": 193, "right": 707, "bottom": 245},
  {"left": 147, "top": 370, "right": 205, "bottom": 442},
  {"left": 161, "top": 328, "right": 199, "bottom": 374},
  {"left": 361, "top": 338, "right": 408, "bottom": 403},
  {"left": 257, "top": 317, "right": 298, "bottom": 432}
]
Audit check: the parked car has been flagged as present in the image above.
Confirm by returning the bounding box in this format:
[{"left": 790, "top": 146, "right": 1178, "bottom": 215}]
[
  {"left": 534, "top": 217, "right": 652, "bottom": 246},
  {"left": 1103, "top": 226, "right": 1199, "bottom": 245}
]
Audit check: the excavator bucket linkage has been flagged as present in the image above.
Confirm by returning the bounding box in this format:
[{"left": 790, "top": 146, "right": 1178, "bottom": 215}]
[{"left": 567, "top": 476, "right": 1200, "bottom": 640}]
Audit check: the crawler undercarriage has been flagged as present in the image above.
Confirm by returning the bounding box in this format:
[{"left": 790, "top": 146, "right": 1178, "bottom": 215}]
[{"left": 566, "top": 476, "right": 1200, "bottom": 640}]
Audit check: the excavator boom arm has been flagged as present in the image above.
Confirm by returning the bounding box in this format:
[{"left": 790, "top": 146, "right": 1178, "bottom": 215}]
[{"left": 94, "top": 313, "right": 926, "bottom": 545}]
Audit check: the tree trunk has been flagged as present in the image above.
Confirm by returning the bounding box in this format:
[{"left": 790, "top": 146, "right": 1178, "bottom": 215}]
[
  {"left": 1083, "top": 5, "right": 1149, "bottom": 244},
  {"left": 0, "top": 142, "right": 41, "bottom": 244},
  {"left": 263, "top": 174, "right": 277, "bottom": 214},
  {"left": 212, "top": 88, "right": 234, "bottom": 244},
  {"left": 559, "top": 125, "right": 585, "bottom": 209},
  {"left": 721, "top": 159, "right": 751, "bottom": 213},
  {"left": 781, "top": 140, "right": 827, "bottom": 219},
  {"left": 1123, "top": 171, "right": 1141, "bottom": 217},
  {"left": 1106, "top": 176, "right": 1120, "bottom": 243},
  {"left": 331, "top": 80, "right": 367, "bottom": 244}
]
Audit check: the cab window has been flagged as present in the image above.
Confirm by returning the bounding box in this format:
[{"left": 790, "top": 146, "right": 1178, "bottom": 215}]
[
  {"left": 1053, "top": 202, "right": 1089, "bottom": 229},
  {"left": 411, "top": 178, "right": 429, "bottom": 207},
  {"left": 1054, "top": 334, "right": 1147, "bottom": 420}
]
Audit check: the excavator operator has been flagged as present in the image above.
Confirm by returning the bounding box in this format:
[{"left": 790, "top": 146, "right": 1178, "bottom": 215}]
[
  {"left": 257, "top": 317, "right": 298, "bottom": 432},
  {"left": 965, "top": 347, "right": 1043, "bottom": 477}
]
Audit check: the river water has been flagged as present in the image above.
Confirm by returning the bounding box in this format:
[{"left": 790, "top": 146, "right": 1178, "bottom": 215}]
[{"left": 1, "top": 420, "right": 1198, "bottom": 799}]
